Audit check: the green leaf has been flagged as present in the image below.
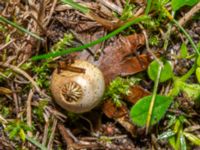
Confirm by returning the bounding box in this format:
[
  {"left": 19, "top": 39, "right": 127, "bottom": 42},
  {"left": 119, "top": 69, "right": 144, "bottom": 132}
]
[
  {"left": 130, "top": 95, "right": 173, "bottom": 127},
  {"left": 105, "top": 77, "right": 140, "bottom": 107},
  {"left": 171, "top": 0, "right": 199, "bottom": 11},
  {"left": 180, "top": 82, "right": 200, "bottom": 101},
  {"left": 26, "top": 136, "right": 48, "bottom": 150},
  {"left": 19, "top": 129, "right": 26, "bottom": 142},
  {"left": 184, "top": 132, "right": 200, "bottom": 146},
  {"left": 169, "top": 136, "right": 178, "bottom": 150},
  {"left": 180, "top": 43, "right": 188, "bottom": 58},
  {"left": 196, "top": 67, "right": 200, "bottom": 83},
  {"left": 197, "top": 56, "right": 200, "bottom": 66},
  {"left": 120, "top": 0, "right": 135, "bottom": 21},
  {"left": 9, "top": 126, "right": 19, "bottom": 139},
  {"left": 145, "top": 0, "right": 152, "bottom": 15},
  {"left": 174, "top": 119, "right": 181, "bottom": 133},
  {"left": 158, "top": 130, "right": 175, "bottom": 140},
  {"left": 180, "top": 132, "right": 187, "bottom": 150},
  {"left": 166, "top": 115, "right": 177, "bottom": 128},
  {"left": 148, "top": 59, "right": 173, "bottom": 82}
]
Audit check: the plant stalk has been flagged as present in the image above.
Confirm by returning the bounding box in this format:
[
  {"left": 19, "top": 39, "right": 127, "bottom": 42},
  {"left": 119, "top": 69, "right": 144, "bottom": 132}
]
[{"left": 146, "top": 64, "right": 162, "bottom": 134}]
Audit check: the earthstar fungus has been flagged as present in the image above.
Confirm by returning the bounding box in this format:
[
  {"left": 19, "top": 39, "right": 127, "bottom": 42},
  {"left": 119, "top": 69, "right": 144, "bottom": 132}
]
[{"left": 50, "top": 60, "right": 105, "bottom": 113}]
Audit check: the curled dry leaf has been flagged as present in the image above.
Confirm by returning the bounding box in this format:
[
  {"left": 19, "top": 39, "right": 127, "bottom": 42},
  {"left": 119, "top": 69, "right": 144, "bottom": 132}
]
[
  {"left": 102, "top": 100, "right": 128, "bottom": 118},
  {"left": 102, "top": 100, "right": 136, "bottom": 136},
  {"left": 73, "top": 33, "right": 151, "bottom": 85}
]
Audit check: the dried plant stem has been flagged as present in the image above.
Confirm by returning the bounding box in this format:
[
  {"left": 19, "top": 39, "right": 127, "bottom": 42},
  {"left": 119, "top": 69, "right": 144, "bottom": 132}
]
[
  {"left": 163, "top": 7, "right": 199, "bottom": 55},
  {"left": 0, "top": 114, "right": 7, "bottom": 124},
  {"left": 0, "top": 39, "right": 15, "bottom": 51},
  {"left": 97, "top": 0, "right": 123, "bottom": 14},
  {"left": 172, "top": 2, "right": 200, "bottom": 32},
  {"left": 58, "top": 124, "right": 74, "bottom": 148},
  {"left": 27, "top": 89, "right": 34, "bottom": 137},
  {"left": 0, "top": 62, "right": 48, "bottom": 98},
  {"left": 47, "top": 118, "right": 57, "bottom": 149},
  {"left": 44, "top": 0, "right": 58, "bottom": 27},
  {"left": 42, "top": 122, "right": 49, "bottom": 146},
  {"left": 10, "top": 82, "right": 19, "bottom": 114},
  {"left": 141, "top": 28, "right": 163, "bottom": 67}
]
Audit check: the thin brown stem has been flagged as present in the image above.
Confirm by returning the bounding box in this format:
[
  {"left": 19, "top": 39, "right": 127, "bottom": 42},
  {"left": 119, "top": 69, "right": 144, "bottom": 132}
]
[{"left": 172, "top": 2, "right": 200, "bottom": 32}]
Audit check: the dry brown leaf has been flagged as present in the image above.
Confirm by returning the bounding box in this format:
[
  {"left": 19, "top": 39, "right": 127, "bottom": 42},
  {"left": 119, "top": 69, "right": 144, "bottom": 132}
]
[
  {"left": 126, "top": 85, "right": 150, "bottom": 104},
  {"left": 102, "top": 100, "right": 136, "bottom": 136},
  {"left": 102, "top": 100, "right": 128, "bottom": 118},
  {"left": 72, "top": 33, "right": 150, "bottom": 85},
  {"left": 0, "top": 87, "right": 12, "bottom": 95}
]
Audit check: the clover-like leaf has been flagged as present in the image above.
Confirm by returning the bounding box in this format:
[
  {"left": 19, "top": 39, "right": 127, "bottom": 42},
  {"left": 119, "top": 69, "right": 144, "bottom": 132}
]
[
  {"left": 130, "top": 95, "right": 173, "bottom": 127},
  {"left": 180, "top": 43, "right": 188, "bottom": 58},
  {"left": 148, "top": 59, "right": 173, "bottom": 82},
  {"left": 171, "top": 0, "right": 199, "bottom": 11},
  {"left": 197, "top": 56, "right": 200, "bottom": 66},
  {"left": 196, "top": 67, "right": 200, "bottom": 83}
]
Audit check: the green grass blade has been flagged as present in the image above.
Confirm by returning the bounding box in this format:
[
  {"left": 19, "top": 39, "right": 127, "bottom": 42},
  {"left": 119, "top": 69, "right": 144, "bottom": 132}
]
[
  {"left": 26, "top": 136, "right": 48, "bottom": 150},
  {"left": 61, "top": 0, "right": 89, "bottom": 14},
  {"left": 145, "top": 0, "right": 152, "bottom": 15},
  {"left": 32, "top": 15, "right": 149, "bottom": 60},
  {"left": 172, "top": 19, "right": 199, "bottom": 55},
  {"left": 0, "top": 16, "right": 43, "bottom": 41},
  {"left": 162, "top": 7, "right": 199, "bottom": 55}
]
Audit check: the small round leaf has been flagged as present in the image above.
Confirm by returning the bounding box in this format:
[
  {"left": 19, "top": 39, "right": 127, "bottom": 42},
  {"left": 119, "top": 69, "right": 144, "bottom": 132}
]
[
  {"left": 148, "top": 59, "right": 173, "bottom": 82},
  {"left": 197, "top": 56, "right": 200, "bottom": 67},
  {"left": 196, "top": 67, "right": 200, "bottom": 83}
]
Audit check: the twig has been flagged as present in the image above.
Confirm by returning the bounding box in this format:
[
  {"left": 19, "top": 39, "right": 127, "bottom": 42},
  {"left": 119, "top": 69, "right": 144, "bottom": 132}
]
[
  {"left": 10, "top": 82, "right": 19, "bottom": 114},
  {"left": 0, "top": 62, "right": 48, "bottom": 98},
  {"left": 0, "top": 39, "right": 15, "bottom": 51},
  {"left": 58, "top": 124, "right": 100, "bottom": 149},
  {"left": 26, "top": 89, "right": 34, "bottom": 137},
  {"left": 42, "top": 121, "right": 49, "bottom": 146},
  {"left": 97, "top": 0, "right": 123, "bottom": 14},
  {"left": 163, "top": 7, "right": 199, "bottom": 55},
  {"left": 80, "top": 115, "right": 94, "bottom": 133},
  {"left": 0, "top": 114, "right": 7, "bottom": 124},
  {"left": 172, "top": 2, "right": 200, "bottom": 32},
  {"left": 44, "top": 0, "right": 58, "bottom": 27},
  {"left": 58, "top": 124, "right": 74, "bottom": 149},
  {"left": 141, "top": 28, "right": 163, "bottom": 67},
  {"left": 163, "top": 12, "right": 175, "bottom": 51},
  {"left": 45, "top": 106, "right": 67, "bottom": 121},
  {"left": 135, "top": 7, "right": 145, "bottom": 17},
  {"left": 47, "top": 118, "right": 58, "bottom": 149}
]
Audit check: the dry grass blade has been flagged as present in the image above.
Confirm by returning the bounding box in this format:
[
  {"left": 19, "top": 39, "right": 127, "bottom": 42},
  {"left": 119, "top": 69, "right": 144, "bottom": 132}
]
[
  {"left": 0, "top": 62, "right": 48, "bottom": 98},
  {"left": 0, "top": 16, "right": 43, "bottom": 41}
]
